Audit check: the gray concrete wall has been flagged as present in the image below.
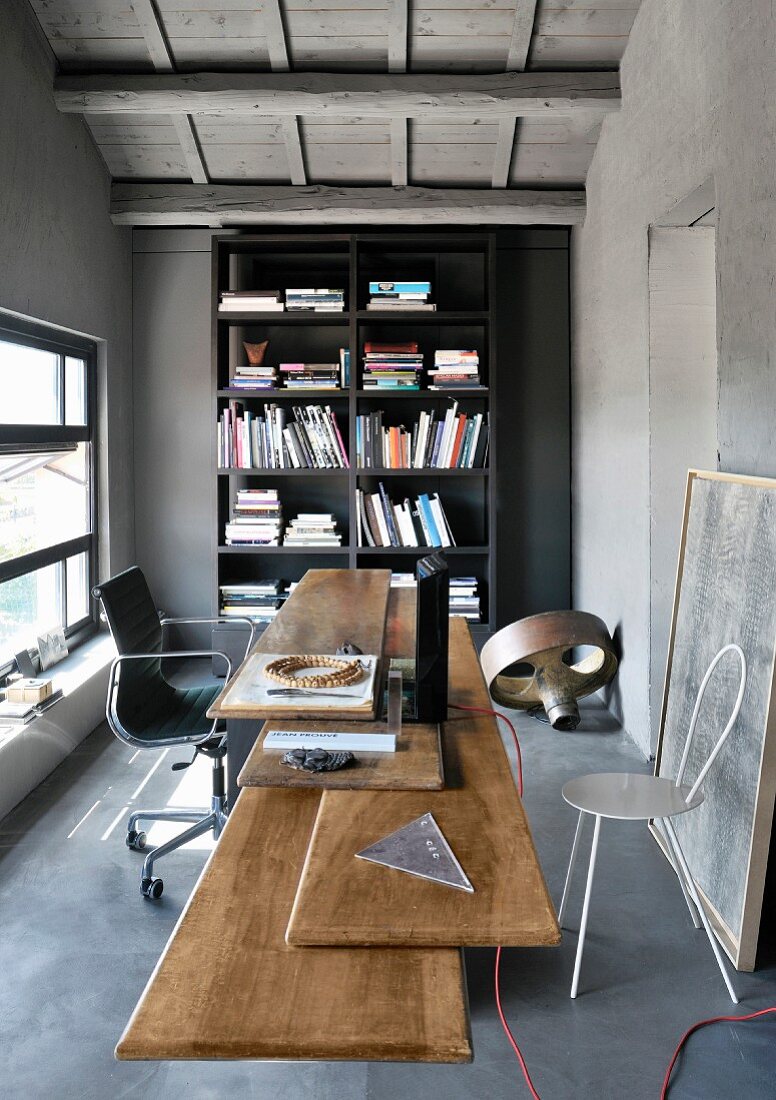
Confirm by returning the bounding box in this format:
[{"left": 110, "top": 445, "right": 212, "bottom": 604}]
[
  {"left": 132, "top": 231, "right": 216, "bottom": 629},
  {"left": 572, "top": 0, "right": 776, "bottom": 756},
  {"left": 0, "top": 0, "right": 134, "bottom": 578},
  {"left": 0, "top": 0, "right": 134, "bottom": 819}
]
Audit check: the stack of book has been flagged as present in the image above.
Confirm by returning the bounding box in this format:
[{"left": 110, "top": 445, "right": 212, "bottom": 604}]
[
  {"left": 283, "top": 513, "right": 342, "bottom": 547},
  {"left": 389, "top": 573, "right": 417, "bottom": 589},
  {"left": 279, "top": 363, "right": 341, "bottom": 390},
  {"left": 218, "top": 290, "right": 283, "bottom": 313},
  {"left": 224, "top": 489, "right": 283, "bottom": 546},
  {"left": 366, "top": 281, "right": 436, "bottom": 312},
  {"left": 449, "top": 577, "right": 481, "bottom": 621},
  {"left": 218, "top": 402, "right": 349, "bottom": 470},
  {"left": 228, "top": 363, "right": 278, "bottom": 390},
  {"left": 219, "top": 580, "right": 288, "bottom": 623},
  {"left": 356, "top": 484, "right": 456, "bottom": 548},
  {"left": 355, "top": 404, "right": 488, "bottom": 469},
  {"left": 362, "top": 341, "right": 423, "bottom": 390},
  {"left": 285, "top": 289, "right": 345, "bottom": 312},
  {"left": 428, "top": 350, "right": 485, "bottom": 390}
]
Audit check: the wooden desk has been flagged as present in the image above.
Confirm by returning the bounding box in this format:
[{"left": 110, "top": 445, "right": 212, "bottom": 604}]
[{"left": 117, "top": 569, "right": 557, "bottom": 1064}]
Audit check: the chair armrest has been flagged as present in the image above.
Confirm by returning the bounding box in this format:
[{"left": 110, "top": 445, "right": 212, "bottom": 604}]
[
  {"left": 160, "top": 617, "right": 256, "bottom": 658},
  {"left": 106, "top": 650, "right": 232, "bottom": 750}
]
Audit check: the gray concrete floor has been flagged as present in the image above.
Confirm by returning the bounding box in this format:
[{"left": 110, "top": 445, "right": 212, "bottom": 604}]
[{"left": 1, "top": 701, "right": 775, "bottom": 1099}]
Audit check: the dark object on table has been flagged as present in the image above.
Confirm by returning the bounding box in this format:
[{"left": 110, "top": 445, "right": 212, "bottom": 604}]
[
  {"left": 480, "top": 610, "right": 618, "bottom": 731},
  {"left": 413, "top": 552, "right": 449, "bottom": 723},
  {"left": 336, "top": 640, "right": 363, "bottom": 656},
  {"left": 281, "top": 748, "right": 356, "bottom": 773}
]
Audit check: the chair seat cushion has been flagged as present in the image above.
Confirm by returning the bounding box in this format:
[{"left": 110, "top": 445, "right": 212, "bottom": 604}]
[{"left": 119, "top": 680, "right": 223, "bottom": 743}]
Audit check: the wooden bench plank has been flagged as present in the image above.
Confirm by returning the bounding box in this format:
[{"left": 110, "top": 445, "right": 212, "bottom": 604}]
[
  {"left": 116, "top": 785, "right": 471, "bottom": 1062},
  {"left": 238, "top": 719, "right": 444, "bottom": 790},
  {"left": 285, "top": 619, "right": 561, "bottom": 948},
  {"left": 209, "top": 569, "right": 391, "bottom": 722}
]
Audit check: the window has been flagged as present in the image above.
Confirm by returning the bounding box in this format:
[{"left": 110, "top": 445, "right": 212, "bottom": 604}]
[{"left": 0, "top": 320, "right": 97, "bottom": 671}]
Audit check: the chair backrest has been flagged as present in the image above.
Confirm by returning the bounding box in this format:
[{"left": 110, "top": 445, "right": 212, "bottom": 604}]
[
  {"left": 92, "top": 567, "right": 167, "bottom": 731},
  {"left": 675, "top": 644, "right": 747, "bottom": 804}
]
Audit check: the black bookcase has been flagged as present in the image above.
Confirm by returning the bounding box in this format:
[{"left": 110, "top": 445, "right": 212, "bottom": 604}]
[{"left": 212, "top": 231, "right": 498, "bottom": 635}]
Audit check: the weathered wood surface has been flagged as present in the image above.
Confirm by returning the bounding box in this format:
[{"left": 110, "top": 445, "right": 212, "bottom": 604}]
[
  {"left": 506, "top": 0, "right": 539, "bottom": 71},
  {"left": 116, "top": 788, "right": 471, "bottom": 1061},
  {"left": 55, "top": 71, "right": 621, "bottom": 118},
  {"left": 209, "top": 568, "right": 391, "bottom": 721},
  {"left": 116, "top": 575, "right": 470, "bottom": 1063},
  {"left": 654, "top": 471, "right": 776, "bottom": 971},
  {"left": 110, "top": 183, "right": 586, "bottom": 226},
  {"left": 286, "top": 618, "right": 561, "bottom": 948},
  {"left": 238, "top": 719, "right": 444, "bottom": 790}
]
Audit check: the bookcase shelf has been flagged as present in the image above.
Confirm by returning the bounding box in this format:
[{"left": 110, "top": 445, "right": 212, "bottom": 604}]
[
  {"left": 212, "top": 231, "right": 496, "bottom": 631},
  {"left": 218, "top": 468, "right": 349, "bottom": 477}
]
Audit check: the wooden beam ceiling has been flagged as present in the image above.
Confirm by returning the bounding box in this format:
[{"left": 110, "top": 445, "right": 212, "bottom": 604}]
[
  {"left": 109, "top": 183, "right": 586, "bottom": 226},
  {"left": 129, "top": 0, "right": 208, "bottom": 184},
  {"left": 55, "top": 72, "right": 620, "bottom": 120}
]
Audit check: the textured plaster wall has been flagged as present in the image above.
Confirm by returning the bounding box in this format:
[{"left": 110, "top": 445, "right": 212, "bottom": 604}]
[
  {"left": 572, "top": 0, "right": 776, "bottom": 756},
  {"left": 0, "top": 0, "right": 134, "bottom": 576}
]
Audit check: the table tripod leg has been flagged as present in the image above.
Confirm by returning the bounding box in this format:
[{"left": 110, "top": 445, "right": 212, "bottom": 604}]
[
  {"left": 558, "top": 810, "right": 586, "bottom": 928},
  {"left": 570, "top": 813, "right": 601, "bottom": 999}
]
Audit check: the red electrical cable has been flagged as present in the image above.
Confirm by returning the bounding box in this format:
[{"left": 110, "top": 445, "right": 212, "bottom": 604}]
[
  {"left": 449, "top": 703, "right": 540, "bottom": 1097},
  {"left": 660, "top": 1005, "right": 776, "bottom": 1098}
]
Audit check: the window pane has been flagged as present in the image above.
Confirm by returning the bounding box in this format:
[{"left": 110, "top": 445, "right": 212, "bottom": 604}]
[
  {"left": 0, "top": 564, "right": 62, "bottom": 663},
  {"left": 0, "top": 443, "right": 90, "bottom": 564},
  {"left": 66, "top": 552, "right": 89, "bottom": 627},
  {"left": 65, "top": 356, "right": 87, "bottom": 426},
  {"left": 0, "top": 340, "right": 60, "bottom": 424}
]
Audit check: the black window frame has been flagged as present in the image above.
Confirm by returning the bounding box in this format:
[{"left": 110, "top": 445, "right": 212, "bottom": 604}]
[{"left": 0, "top": 316, "right": 98, "bottom": 678}]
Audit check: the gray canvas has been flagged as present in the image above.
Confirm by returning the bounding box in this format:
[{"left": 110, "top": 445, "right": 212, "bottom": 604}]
[{"left": 658, "top": 477, "right": 776, "bottom": 941}]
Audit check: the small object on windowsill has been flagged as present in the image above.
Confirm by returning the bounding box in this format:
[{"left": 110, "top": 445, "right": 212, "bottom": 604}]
[
  {"left": 37, "top": 625, "right": 68, "bottom": 672},
  {"left": 5, "top": 677, "right": 52, "bottom": 704},
  {"left": 280, "top": 748, "right": 355, "bottom": 773}
]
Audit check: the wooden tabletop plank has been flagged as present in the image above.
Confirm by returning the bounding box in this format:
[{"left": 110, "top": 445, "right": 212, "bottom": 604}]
[
  {"left": 238, "top": 719, "right": 444, "bottom": 790},
  {"left": 285, "top": 619, "right": 561, "bottom": 948},
  {"left": 116, "top": 786, "right": 472, "bottom": 1062},
  {"left": 208, "top": 569, "right": 391, "bottom": 721}
]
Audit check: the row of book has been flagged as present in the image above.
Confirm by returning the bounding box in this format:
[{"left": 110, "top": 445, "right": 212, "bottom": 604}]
[
  {"left": 362, "top": 341, "right": 423, "bottom": 390},
  {"left": 228, "top": 349, "right": 350, "bottom": 391},
  {"left": 224, "top": 490, "right": 343, "bottom": 547},
  {"left": 225, "top": 489, "right": 283, "bottom": 545},
  {"left": 217, "top": 402, "right": 349, "bottom": 470},
  {"left": 218, "top": 289, "right": 345, "bottom": 313},
  {"left": 356, "top": 405, "right": 488, "bottom": 469},
  {"left": 219, "top": 579, "right": 291, "bottom": 623},
  {"left": 429, "top": 350, "right": 485, "bottom": 391},
  {"left": 366, "top": 280, "right": 436, "bottom": 312},
  {"left": 390, "top": 573, "right": 481, "bottom": 622},
  {"left": 356, "top": 485, "right": 456, "bottom": 548}
]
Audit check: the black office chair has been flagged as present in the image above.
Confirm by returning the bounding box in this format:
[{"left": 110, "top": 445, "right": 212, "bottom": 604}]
[{"left": 92, "top": 566, "right": 253, "bottom": 899}]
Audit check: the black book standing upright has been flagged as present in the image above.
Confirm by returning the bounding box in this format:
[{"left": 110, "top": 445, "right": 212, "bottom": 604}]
[{"left": 413, "top": 552, "right": 450, "bottom": 723}]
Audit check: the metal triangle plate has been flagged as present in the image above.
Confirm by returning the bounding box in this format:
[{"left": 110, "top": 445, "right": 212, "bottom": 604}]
[{"left": 355, "top": 811, "right": 474, "bottom": 893}]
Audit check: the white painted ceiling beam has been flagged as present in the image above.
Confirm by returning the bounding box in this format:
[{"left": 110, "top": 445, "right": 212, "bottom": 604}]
[
  {"left": 56, "top": 72, "right": 621, "bottom": 119},
  {"left": 109, "top": 183, "right": 586, "bottom": 226}
]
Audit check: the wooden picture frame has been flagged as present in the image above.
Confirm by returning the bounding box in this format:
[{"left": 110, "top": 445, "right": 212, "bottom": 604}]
[{"left": 653, "top": 469, "right": 776, "bottom": 971}]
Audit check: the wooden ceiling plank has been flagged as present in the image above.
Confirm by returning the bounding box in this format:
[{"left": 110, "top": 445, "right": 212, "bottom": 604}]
[
  {"left": 387, "top": 0, "right": 409, "bottom": 73},
  {"left": 109, "top": 182, "right": 585, "bottom": 225},
  {"left": 263, "top": 0, "right": 291, "bottom": 70},
  {"left": 129, "top": 0, "right": 209, "bottom": 183},
  {"left": 390, "top": 117, "right": 408, "bottom": 186},
  {"left": 491, "top": 116, "right": 516, "bottom": 188},
  {"left": 281, "top": 117, "right": 307, "bottom": 183},
  {"left": 55, "top": 71, "right": 621, "bottom": 118},
  {"left": 506, "top": 0, "right": 538, "bottom": 71}
]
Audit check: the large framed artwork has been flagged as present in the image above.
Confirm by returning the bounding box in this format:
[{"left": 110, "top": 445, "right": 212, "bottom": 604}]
[{"left": 654, "top": 470, "right": 776, "bottom": 971}]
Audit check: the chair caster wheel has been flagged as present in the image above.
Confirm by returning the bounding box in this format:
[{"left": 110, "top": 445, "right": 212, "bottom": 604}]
[
  {"left": 141, "top": 876, "right": 163, "bottom": 899},
  {"left": 126, "top": 829, "right": 147, "bottom": 851}
]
